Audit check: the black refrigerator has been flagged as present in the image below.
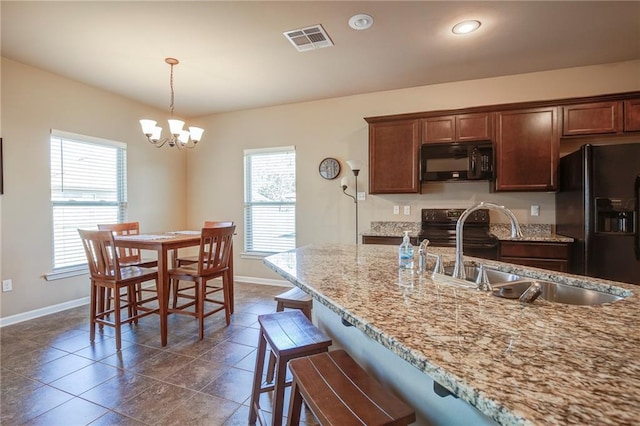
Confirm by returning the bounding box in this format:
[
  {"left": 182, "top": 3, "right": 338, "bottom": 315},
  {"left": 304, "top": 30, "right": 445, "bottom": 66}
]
[{"left": 556, "top": 143, "right": 640, "bottom": 285}]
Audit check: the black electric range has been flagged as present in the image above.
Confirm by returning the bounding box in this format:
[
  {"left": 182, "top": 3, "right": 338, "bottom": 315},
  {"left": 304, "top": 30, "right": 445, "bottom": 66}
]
[{"left": 418, "top": 208, "right": 499, "bottom": 260}]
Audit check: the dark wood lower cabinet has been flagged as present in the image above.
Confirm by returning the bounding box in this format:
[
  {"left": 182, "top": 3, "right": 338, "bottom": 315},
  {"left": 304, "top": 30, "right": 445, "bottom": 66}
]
[
  {"left": 499, "top": 241, "right": 570, "bottom": 272},
  {"left": 362, "top": 235, "right": 419, "bottom": 246}
]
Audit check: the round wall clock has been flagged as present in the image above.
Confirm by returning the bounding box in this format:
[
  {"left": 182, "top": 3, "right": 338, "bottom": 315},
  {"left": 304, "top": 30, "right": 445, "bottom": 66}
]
[{"left": 319, "top": 157, "right": 341, "bottom": 180}]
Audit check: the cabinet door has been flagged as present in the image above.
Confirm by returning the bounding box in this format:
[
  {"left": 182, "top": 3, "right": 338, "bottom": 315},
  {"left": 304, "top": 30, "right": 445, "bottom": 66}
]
[
  {"left": 562, "top": 102, "right": 620, "bottom": 136},
  {"left": 624, "top": 99, "right": 640, "bottom": 132},
  {"left": 456, "top": 113, "right": 493, "bottom": 142},
  {"left": 423, "top": 114, "right": 492, "bottom": 143},
  {"left": 369, "top": 120, "right": 421, "bottom": 194},
  {"left": 422, "top": 116, "right": 455, "bottom": 143},
  {"left": 495, "top": 107, "right": 559, "bottom": 191}
]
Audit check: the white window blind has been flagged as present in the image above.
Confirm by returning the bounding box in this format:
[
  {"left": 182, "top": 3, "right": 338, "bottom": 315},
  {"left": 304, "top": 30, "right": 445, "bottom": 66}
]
[
  {"left": 244, "top": 146, "right": 296, "bottom": 255},
  {"left": 50, "top": 130, "right": 127, "bottom": 271}
]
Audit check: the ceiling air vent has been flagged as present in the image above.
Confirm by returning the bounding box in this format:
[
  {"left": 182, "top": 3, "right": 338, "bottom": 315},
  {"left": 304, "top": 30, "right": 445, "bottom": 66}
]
[{"left": 283, "top": 25, "right": 334, "bottom": 52}]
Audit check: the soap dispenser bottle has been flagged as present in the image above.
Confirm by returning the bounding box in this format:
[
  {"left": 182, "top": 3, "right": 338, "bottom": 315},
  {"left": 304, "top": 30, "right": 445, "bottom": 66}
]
[{"left": 398, "top": 231, "right": 414, "bottom": 270}]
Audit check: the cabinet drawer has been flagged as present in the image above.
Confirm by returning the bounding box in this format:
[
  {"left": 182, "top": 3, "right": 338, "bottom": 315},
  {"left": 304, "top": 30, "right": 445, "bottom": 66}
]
[
  {"left": 500, "top": 241, "right": 569, "bottom": 259},
  {"left": 362, "top": 236, "right": 418, "bottom": 245},
  {"left": 500, "top": 257, "right": 568, "bottom": 272}
]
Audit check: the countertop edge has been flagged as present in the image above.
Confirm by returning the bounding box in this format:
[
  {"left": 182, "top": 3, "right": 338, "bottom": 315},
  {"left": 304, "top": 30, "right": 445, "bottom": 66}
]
[{"left": 262, "top": 257, "right": 531, "bottom": 426}]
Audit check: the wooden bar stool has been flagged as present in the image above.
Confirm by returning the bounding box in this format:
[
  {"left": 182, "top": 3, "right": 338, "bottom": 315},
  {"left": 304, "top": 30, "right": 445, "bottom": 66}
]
[
  {"left": 275, "top": 286, "right": 313, "bottom": 319},
  {"left": 249, "top": 310, "right": 332, "bottom": 426},
  {"left": 287, "top": 350, "right": 416, "bottom": 426},
  {"left": 265, "top": 287, "right": 314, "bottom": 383}
]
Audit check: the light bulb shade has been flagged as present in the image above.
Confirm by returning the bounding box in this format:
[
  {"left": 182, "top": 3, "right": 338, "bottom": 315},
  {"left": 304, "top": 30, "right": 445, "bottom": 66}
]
[
  {"left": 140, "top": 119, "right": 157, "bottom": 135},
  {"left": 346, "top": 160, "right": 362, "bottom": 172},
  {"left": 150, "top": 126, "right": 162, "bottom": 141},
  {"left": 168, "top": 119, "right": 185, "bottom": 135},
  {"left": 188, "top": 126, "right": 204, "bottom": 142},
  {"left": 340, "top": 176, "right": 349, "bottom": 188},
  {"left": 178, "top": 130, "right": 190, "bottom": 144}
]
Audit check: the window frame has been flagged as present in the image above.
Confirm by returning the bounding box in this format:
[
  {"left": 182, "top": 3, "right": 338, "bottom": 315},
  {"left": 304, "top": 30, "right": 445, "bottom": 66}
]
[
  {"left": 47, "top": 129, "right": 127, "bottom": 279},
  {"left": 243, "top": 146, "right": 296, "bottom": 257}
]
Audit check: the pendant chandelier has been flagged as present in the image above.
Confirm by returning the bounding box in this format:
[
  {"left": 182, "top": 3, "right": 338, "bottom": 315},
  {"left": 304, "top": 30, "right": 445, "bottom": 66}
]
[{"left": 139, "top": 58, "right": 204, "bottom": 149}]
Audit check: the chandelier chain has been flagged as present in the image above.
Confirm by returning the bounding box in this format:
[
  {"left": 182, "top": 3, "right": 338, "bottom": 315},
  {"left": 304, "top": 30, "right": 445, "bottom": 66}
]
[{"left": 169, "top": 63, "right": 175, "bottom": 118}]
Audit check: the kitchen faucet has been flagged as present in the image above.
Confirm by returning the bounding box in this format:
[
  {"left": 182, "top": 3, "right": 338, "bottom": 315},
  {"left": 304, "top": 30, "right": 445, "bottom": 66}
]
[
  {"left": 417, "top": 239, "right": 430, "bottom": 274},
  {"left": 452, "top": 202, "right": 523, "bottom": 282}
]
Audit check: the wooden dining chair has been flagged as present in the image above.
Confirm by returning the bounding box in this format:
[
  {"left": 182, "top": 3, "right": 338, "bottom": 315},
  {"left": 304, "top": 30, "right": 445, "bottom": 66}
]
[
  {"left": 167, "top": 224, "right": 236, "bottom": 340},
  {"left": 97, "top": 222, "right": 158, "bottom": 268},
  {"left": 78, "top": 229, "right": 160, "bottom": 350},
  {"left": 97, "top": 222, "right": 158, "bottom": 309},
  {"left": 171, "top": 221, "right": 234, "bottom": 308}
]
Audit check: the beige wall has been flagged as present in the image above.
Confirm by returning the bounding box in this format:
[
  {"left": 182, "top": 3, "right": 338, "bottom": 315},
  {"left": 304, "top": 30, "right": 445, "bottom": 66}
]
[
  {"left": 0, "top": 58, "right": 188, "bottom": 318},
  {"left": 187, "top": 60, "right": 640, "bottom": 281},
  {"left": 1, "top": 57, "right": 639, "bottom": 319}
]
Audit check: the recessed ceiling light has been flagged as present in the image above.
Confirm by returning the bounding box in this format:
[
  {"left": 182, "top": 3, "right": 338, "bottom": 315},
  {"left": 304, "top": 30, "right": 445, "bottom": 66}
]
[
  {"left": 452, "top": 20, "right": 481, "bottom": 35},
  {"left": 349, "top": 14, "right": 374, "bottom": 31}
]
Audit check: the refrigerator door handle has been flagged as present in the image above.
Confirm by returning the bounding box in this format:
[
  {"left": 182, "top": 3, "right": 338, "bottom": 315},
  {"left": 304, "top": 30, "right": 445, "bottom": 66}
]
[{"left": 636, "top": 175, "right": 640, "bottom": 260}]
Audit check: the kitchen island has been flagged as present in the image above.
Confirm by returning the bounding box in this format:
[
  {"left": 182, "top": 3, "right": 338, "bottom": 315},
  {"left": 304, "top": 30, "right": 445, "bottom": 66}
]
[{"left": 264, "top": 243, "right": 638, "bottom": 426}]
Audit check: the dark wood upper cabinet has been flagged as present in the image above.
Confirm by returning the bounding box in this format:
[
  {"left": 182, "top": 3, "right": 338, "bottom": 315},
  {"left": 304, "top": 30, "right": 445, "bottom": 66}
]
[
  {"left": 364, "top": 91, "right": 638, "bottom": 194},
  {"left": 562, "top": 101, "right": 621, "bottom": 136},
  {"left": 624, "top": 99, "right": 640, "bottom": 132},
  {"left": 422, "top": 116, "right": 455, "bottom": 143},
  {"left": 456, "top": 113, "right": 493, "bottom": 142},
  {"left": 495, "top": 107, "right": 559, "bottom": 192},
  {"left": 368, "top": 119, "right": 421, "bottom": 194},
  {"left": 422, "top": 113, "right": 492, "bottom": 143}
]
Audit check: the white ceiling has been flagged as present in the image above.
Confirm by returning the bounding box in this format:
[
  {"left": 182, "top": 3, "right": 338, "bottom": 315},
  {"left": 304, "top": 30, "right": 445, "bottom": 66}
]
[{"left": 2, "top": 1, "right": 639, "bottom": 117}]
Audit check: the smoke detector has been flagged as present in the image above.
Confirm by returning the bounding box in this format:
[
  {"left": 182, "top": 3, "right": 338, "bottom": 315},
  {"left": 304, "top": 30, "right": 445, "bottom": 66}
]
[
  {"left": 349, "top": 14, "right": 374, "bottom": 30},
  {"left": 283, "top": 24, "right": 334, "bottom": 52}
]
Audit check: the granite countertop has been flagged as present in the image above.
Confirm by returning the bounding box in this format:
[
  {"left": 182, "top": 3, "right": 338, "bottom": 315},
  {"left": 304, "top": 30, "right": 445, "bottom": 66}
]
[
  {"left": 362, "top": 221, "right": 573, "bottom": 243},
  {"left": 264, "top": 243, "right": 638, "bottom": 426}
]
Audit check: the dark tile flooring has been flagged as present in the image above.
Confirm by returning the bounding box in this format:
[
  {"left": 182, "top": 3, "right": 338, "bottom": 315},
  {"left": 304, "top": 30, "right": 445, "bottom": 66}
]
[{"left": 0, "top": 282, "right": 320, "bottom": 425}]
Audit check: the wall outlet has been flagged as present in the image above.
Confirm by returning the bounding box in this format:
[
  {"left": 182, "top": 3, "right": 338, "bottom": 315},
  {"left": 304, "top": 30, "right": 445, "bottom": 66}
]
[
  {"left": 530, "top": 205, "right": 540, "bottom": 217},
  {"left": 357, "top": 192, "right": 366, "bottom": 201},
  {"left": 403, "top": 205, "right": 411, "bottom": 215},
  {"left": 393, "top": 205, "right": 400, "bottom": 215},
  {"left": 2, "top": 279, "right": 13, "bottom": 292}
]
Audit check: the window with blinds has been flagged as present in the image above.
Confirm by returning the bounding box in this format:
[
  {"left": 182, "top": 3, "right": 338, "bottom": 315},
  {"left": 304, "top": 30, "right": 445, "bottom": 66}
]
[
  {"left": 50, "top": 130, "right": 127, "bottom": 271},
  {"left": 244, "top": 146, "right": 296, "bottom": 255}
]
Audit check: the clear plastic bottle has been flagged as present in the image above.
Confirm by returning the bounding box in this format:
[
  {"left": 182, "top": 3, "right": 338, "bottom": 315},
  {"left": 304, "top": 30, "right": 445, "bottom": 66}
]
[{"left": 398, "top": 231, "right": 414, "bottom": 270}]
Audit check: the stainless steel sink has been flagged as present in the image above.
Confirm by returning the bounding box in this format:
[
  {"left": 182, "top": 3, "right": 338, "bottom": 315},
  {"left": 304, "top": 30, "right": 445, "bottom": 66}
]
[
  {"left": 441, "top": 265, "right": 624, "bottom": 305},
  {"left": 442, "top": 265, "right": 521, "bottom": 284},
  {"left": 493, "top": 280, "right": 624, "bottom": 305}
]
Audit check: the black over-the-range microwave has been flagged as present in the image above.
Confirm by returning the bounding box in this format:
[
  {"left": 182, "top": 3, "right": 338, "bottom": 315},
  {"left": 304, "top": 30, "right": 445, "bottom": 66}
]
[{"left": 420, "top": 141, "right": 494, "bottom": 182}]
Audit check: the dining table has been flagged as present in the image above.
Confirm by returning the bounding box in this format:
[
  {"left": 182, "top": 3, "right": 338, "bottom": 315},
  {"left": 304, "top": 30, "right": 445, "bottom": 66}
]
[{"left": 114, "top": 230, "right": 235, "bottom": 346}]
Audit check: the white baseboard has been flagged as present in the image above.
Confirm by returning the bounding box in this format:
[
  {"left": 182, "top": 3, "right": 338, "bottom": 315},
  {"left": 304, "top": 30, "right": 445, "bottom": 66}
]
[
  {"left": 0, "top": 275, "right": 291, "bottom": 327},
  {"left": 0, "top": 296, "right": 90, "bottom": 328},
  {"left": 234, "top": 275, "right": 292, "bottom": 287}
]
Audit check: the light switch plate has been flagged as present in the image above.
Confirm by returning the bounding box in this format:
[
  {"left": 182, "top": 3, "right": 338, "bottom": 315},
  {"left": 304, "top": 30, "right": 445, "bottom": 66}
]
[
  {"left": 357, "top": 192, "right": 366, "bottom": 201},
  {"left": 403, "top": 205, "right": 411, "bottom": 215},
  {"left": 2, "top": 279, "right": 12, "bottom": 292},
  {"left": 531, "top": 205, "right": 540, "bottom": 216},
  {"left": 393, "top": 205, "right": 400, "bottom": 215}
]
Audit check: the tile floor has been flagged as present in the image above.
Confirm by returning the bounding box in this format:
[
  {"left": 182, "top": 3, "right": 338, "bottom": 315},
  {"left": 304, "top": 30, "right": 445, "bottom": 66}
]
[{"left": 0, "top": 282, "right": 320, "bottom": 425}]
